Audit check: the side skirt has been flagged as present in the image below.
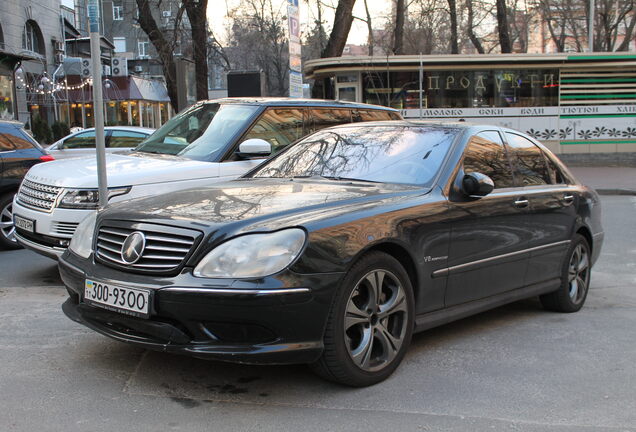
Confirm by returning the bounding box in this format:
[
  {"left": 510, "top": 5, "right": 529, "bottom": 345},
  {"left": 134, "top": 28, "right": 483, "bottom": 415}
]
[{"left": 414, "top": 278, "right": 560, "bottom": 333}]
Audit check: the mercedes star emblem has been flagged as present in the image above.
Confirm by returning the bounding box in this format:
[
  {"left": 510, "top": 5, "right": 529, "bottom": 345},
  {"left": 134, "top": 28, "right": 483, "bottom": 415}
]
[{"left": 121, "top": 231, "right": 146, "bottom": 264}]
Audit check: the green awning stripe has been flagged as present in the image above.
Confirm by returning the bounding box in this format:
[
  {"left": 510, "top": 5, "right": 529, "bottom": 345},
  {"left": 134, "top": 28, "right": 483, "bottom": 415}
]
[
  {"left": 560, "top": 140, "right": 636, "bottom": 145},
  {"left": 561, "top": 78, "right": 636, "bottom": 83},
  {"left": 560, "top": 114, "right": 636, "bottom": 118},
  {"left": 567, "top": 55, "right": 636, "bottom": 60},
  {"left": 561, "top": 94, "right": 636, "bottom": 99}
]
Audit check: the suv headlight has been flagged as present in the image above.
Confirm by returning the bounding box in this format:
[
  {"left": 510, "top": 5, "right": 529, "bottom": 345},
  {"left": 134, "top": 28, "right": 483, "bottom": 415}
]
[
  {"left": 58, "top": 187, "right": 131, "bottom": 209},
  {"left": 68, "top": 212, "right": 98, "bottom": 258},
  {"left": 193, "top": 229, "right": 306, "bottom": 278}
]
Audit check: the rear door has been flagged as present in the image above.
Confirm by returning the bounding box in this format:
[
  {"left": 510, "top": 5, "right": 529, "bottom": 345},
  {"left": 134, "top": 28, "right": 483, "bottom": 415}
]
[
  {"left": 444, "top": 130, "right": 532, "bottom": 306},
  {"left": 0, "top": 124, "right": 42, "bottom": 190},
  {"left": 504, "top": 132, "right": 576, "bottom": 286}
]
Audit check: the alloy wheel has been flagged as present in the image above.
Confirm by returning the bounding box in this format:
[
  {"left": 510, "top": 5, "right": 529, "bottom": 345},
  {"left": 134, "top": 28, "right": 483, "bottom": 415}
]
[
  {"left": 567, "top": 243, "right": 590, "bottom": 304},
  {"left": 344, "top": 269, "right": 409, "bottom": 372},
  {"left": 0, "top": 200, "right": 16, "bottom": 244}
]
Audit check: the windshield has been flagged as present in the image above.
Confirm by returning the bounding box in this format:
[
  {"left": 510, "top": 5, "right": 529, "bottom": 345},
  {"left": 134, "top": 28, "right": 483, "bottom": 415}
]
[
  {"left": 135, "top": 103, "right": 259, "bottom": 160},
  {"left": 250, "top": 125, "right": 459, "bottom": 186}
]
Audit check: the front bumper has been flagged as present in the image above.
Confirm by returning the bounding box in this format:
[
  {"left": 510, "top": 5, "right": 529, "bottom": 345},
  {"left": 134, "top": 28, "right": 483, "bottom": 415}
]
[
  {"left": 59, "top": 252, "right": 343, "bottom": 365},
  {"left": 12, "top": 200, "right": 93, "bottom": 260}
]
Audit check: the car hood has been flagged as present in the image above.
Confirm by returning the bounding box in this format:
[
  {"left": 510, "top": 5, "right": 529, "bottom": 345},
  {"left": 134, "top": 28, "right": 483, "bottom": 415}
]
[
  {"left": 23, "top": 153, "right": 218, "bottom": 188},
  {"left": 101, "top": 178, "right": 426, "bottom": 236}
]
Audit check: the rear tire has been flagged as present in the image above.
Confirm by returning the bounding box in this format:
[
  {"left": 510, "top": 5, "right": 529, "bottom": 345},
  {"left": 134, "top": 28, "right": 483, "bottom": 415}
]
[
  {"left": 0, "top": 193, "right": 21, "bottom": 250},
  {"left": 540, "top": 234, "right": 591, "bottom": 313},
  {"left": 311, "top": 251, "right": 414, "bottom": 387}
]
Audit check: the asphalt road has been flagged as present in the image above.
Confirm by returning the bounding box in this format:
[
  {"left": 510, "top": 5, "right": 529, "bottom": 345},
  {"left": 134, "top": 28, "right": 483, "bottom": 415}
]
[{"left": 1, "top": 196, "right": 635, "bottom": 432}]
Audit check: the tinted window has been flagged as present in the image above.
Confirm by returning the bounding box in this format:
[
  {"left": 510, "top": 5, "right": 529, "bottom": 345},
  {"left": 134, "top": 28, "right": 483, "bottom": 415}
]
[
  {"left": 463, "top": 131, "right": 515, "bottom": 188},
  {"left": 108, "top": 130, "right": 148, "bottom": 148},
  {"left": 505, "top": 132, "right": 550, "bottom": 186},
  {"left": 63, "top": 131, "right": 95, "bottom": 149},
  {"left": 0, "top": 124, "right": 38, "bottom": 151},
  {"left": 544, "top": 154, "right": 567, "bottom": 184},
  {"left": 241, "top": 108, "right": 305, "bottom": 153},
  {"left": 310, "top": 109, "right": 352, "bottom": 134},
  {"left": 251, "top": 125, "right": 458, "bottom": 186},
  {"left": 353, "top": 110, "right": 395, "bottom": 122}
]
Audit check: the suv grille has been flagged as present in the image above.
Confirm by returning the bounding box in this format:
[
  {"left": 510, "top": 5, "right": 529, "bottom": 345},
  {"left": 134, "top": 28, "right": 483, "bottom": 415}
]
[
  {"left": 95, "top": 222, "right": 201, "bottom": 273},
  {"left": 17, "top": 179, "right": 62, "bottom": 212}
]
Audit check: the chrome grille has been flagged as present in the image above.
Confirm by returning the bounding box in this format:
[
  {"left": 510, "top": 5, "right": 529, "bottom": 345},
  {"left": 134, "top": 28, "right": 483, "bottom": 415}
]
[
  {"left": 52, "top": 221, "right": 79, "bottom": 236},
  {"left": 95, "top": 223, "right": 199, "bottom": 272},
  {"left": 17, "top": 179, "right": 62, "bottom": 212}
]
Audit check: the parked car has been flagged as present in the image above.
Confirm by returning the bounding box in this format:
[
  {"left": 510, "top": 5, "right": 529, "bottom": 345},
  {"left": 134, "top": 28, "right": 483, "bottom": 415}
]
[
  {"left": 0, "top": 120, "right": 54, "bottom": 249},
  {"left": 59, "top": 121, "right": 603, "bottom": 386},
  {"left": 46, "top": 126, "right": 155, "bottom": 160},
  {"left": 13, "top": 98, "right": 401, "bottom": 259}
]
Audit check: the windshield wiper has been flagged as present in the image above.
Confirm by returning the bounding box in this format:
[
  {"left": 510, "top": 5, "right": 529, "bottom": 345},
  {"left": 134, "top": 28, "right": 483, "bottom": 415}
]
[{"left": 320, "top": 176, "right": 380, "bottom": 183}]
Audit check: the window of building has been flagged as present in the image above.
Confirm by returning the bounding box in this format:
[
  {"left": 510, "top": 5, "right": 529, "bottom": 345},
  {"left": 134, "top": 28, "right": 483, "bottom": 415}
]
[
  {"left": 463, "top": 131, "right": 515, "bottom": 189},
  {"left": 113, "top": 4, "right": 124, "bottom": 20},
  {"left": 138, "top": 41, "right": 149, "bottom": 58},
  {"left": 113, "top": 37, "right": 126, "bottom": 53},
  {"left": 22, "top": 20, "right": 44, "bottom": 55}
]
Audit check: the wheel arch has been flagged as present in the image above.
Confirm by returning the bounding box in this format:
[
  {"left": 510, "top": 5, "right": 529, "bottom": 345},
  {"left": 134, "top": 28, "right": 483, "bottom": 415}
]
[{"left": 575, "top": 225, "right": 593, "bottom": 253}]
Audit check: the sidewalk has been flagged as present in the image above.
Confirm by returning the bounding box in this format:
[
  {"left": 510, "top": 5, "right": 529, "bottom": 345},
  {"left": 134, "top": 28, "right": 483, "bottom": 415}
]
[{"left": 568, "top": 166, "right": 636, "bottom": 195}]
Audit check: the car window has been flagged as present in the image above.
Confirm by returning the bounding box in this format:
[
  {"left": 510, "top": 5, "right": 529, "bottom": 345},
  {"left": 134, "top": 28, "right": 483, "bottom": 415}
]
[
  {"left": 462, "top": 131, "right": 515, "bottom": 188},
  {"left": 309, "top": 109, "right": 352, "bottom": 134},
  {"left": 108, "top": 130, "right": 148, "bottom": 148},
  {"left": 543, "top": 154, "right": 568, "bottom": 185},
  {"left": 135, "top": 103, "right": 259, "bottom": 160},
  {"left": 505, "top": 132, "right": 551, "bottom": 186},
  {"left": 63, "top": 131, "right": 96, "bottom": 149},
  {"left": 241, "top": 108, "right": 305, "bottom": 153},
  {"left": 0, "top": 124, "right": 37, "bottom": 151},
  {"left": 251, "top": 125, "right": 458, "bottom": 186},
  {"left": 353, "top": 110, "right": 396, "bottom": 122}
]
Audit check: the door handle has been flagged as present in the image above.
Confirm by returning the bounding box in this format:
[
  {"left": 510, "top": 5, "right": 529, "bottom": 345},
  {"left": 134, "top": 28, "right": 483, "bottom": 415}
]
[
  {"left": 563, "top": 194, "right": 575, "bottom": 205},
  {"left": 514, "top": 197, "right": 529, "bottom": 208}
]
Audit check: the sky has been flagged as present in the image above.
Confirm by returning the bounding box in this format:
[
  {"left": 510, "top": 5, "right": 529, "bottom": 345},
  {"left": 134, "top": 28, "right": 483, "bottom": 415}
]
[{"left": 207, "top": 0, "right": 391, "bottom": 46}]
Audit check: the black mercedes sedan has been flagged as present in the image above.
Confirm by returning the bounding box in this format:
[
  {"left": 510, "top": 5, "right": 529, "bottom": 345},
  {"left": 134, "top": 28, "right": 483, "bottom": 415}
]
[{"left": 59, "top": 121, "right": 603, "bottom": 387}]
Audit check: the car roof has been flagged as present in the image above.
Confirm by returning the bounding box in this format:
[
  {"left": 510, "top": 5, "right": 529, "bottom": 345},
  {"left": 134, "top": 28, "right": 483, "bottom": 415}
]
[
  {"left": 68, "top": 126, "right": 155, "bottom": 135},
  {"left": 326, "top": 119, "right": 483, "bottom": 129},
  {"left": 202, "top": 97, "right": 399, "bottom": 112}
]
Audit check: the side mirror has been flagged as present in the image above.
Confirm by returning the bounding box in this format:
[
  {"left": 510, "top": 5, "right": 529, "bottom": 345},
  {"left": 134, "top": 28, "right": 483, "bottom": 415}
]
[
  {"left": 238, "top": 138, "right": 271, "bottom": 157},
  {"left": 462, "top": 172, "right": 494, "bottom": 197}
]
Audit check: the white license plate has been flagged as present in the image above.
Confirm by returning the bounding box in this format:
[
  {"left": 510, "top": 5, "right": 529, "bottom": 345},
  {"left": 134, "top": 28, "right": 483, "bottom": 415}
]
[
  {"left": 14, "top": 215, "right": 34, "bottom": 232},
  {"left": 84, "top": 279, "right": 150, "bottom": 318}
]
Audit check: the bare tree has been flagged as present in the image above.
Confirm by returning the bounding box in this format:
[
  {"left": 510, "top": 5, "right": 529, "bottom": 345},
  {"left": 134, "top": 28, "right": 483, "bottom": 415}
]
[
  {"left": 321, "top": 0, "right": 357, "bottom": 58},
  {"left": 495, "top": 0, "right": 513, "bottom": 52},
  {"left": 393, "top": 0, "right": 407, "bottom": 54},
  {"left": 466, "top": 0, "right": 485, "bottom": 53},
  {"left": 447, "top": 0, "right": 460, "bottom": 53},
  {"left": 184, "top": 0, "right": 209, "bottom": 101}
]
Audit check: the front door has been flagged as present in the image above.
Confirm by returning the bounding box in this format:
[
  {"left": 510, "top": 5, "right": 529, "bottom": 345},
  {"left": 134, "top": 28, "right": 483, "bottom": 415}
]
[{"left": 444, "top": 130, "right": 532, "bottom": 306}]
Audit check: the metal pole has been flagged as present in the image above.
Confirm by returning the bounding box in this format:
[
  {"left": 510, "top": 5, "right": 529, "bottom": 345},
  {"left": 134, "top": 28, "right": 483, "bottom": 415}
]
[
  {"left": 588, "top": 0, "right": 595, "bottom": 52},
  {"left": 419, "top": 54, "right": 423, "bottom": 119},
  {"left": 88, "top": 0, "right": 108, "bottom": 208}
]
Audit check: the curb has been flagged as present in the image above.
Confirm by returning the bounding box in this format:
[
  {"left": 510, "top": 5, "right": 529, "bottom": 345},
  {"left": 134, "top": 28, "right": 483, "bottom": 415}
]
[{"left": 596, "top": 188, "right": 636, "bottom": 196}]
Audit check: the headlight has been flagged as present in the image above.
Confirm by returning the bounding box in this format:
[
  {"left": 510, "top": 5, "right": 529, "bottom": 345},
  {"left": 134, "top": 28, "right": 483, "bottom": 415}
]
[
  {"left": 68, "top": 212, "right": 98, "bottom": 258},
  {"left": 58, "top": 187, "right": 131, "bottom": 209},
  {"left": 193, "top": 228, "right": 306, "bottom": 278}
]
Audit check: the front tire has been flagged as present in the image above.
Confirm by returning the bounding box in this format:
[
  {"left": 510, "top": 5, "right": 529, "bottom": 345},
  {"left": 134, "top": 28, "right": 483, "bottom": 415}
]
[
  {"left": 0, "top": 194, "right": 21, "bottom": 250},
  {"left": 540, "top": 234, "right": 591, "bottom": 313},
  {"left": 311, "top": 251, "right": 414, "bottom": 387}
]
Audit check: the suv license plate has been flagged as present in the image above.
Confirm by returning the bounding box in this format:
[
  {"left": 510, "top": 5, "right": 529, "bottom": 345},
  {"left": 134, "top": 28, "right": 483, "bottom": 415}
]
[
  {"left": 14, "top": 215, "right": 34, "bottom": 232},
  {"left": 84, "top": 279, "right": 150, "bottom": 318}
]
